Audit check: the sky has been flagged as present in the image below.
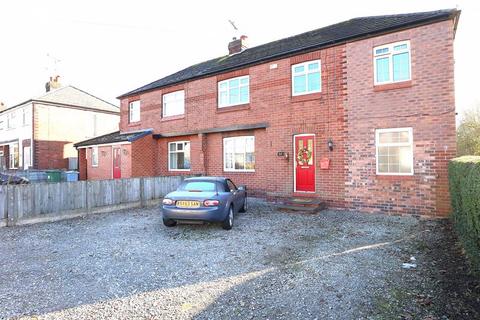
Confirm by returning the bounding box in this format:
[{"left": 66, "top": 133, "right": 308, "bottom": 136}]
[{"left": 0, "top": 0, "right": 478, "bottom": 118}]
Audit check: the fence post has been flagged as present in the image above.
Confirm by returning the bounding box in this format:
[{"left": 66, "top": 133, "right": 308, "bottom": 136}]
[
  {"left": 140, "top": 177, "right": 146, "bottom": 207},
  {"left": 6, "top": 185, "right": 16, "bottom": 226},
  {"left": 86, "top": 181, "right": 91, "bottom": 213}
]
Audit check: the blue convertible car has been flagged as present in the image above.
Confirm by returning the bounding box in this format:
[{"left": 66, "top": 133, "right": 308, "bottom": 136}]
[{"left": 161, "top": 177, "right": 247, "bottom": 230}]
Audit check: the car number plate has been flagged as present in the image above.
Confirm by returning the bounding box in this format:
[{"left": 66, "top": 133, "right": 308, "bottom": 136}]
[{"left": 176, "top": 200, "right": 200, "bottom": 208}]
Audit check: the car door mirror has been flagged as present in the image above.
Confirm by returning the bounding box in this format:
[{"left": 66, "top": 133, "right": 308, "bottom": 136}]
[{"left": 238, "top": 185, "right": 246, "bottom": 191}]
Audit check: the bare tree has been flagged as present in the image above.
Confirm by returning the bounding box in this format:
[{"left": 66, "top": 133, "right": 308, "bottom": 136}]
[{"left": 457, "top": 104, "right": 480, "bottom": 156}]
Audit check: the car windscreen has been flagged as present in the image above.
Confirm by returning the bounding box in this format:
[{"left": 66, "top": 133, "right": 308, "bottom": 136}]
[{"left": 180, "top": 181, "right": 217, "bottom": 192}]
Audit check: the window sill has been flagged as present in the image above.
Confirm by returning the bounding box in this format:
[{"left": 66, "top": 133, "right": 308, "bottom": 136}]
[
  {"left": 374, "top": 80, "right": 412, "bottom": 92},
  {"left": 223, "top": 170, "right": 255, "bottom": 173},
  {"left": 168, "top": 169, "right": 191, "bottom": 172},
  {"left": 162, "top": 115, "right": 185, "bottom": 122},
  {"left": 216, "top": 104, "right": 250, "bottom": 113},
  {"left": 291, "top": 92, "right": 322, "bottom": 103},
  {"left": 376, "top": 174, "right": 415, "bottom": 181}
]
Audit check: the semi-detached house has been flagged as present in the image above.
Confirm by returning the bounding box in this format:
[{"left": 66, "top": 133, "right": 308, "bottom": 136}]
[{"left": 75, "top": 9, "right": 460, "bottom": 216}]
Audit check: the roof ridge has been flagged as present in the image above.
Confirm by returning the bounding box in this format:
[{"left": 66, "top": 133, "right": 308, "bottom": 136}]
[{"left": 118, "top": 8, "right": 458, "bottom": 99}]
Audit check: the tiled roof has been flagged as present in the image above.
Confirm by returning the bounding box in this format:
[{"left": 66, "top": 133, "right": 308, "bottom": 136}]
[
  {"left": 119, "top": 9, "right": 459, "bottom": 98},
  {"left": 36, "top": 86, "right": 119, "bottom": 113},
  {"left": 74, "top": 129, "right": 152, "bottom": 147}
]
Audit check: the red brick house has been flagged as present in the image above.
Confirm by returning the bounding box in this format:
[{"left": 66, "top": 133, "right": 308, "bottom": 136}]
[
  {"left": 76, "top": 9, "right": 460, "bottom": 216},
  {"left": 0, "top": 79, "right": 119, "bottom": 171}
]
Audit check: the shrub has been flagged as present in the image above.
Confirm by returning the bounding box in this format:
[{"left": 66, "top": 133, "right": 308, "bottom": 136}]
[{"left": 448, "top": 156, "right": 480, "bottom": 272}]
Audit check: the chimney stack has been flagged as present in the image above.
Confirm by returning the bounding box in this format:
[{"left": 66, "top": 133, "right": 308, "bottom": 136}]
[
  {"left": 228, "top": 35, "right": 248, "bottom": 55},
  {"left": 45, "top": 75, "right": 62, "bottom": 92}
]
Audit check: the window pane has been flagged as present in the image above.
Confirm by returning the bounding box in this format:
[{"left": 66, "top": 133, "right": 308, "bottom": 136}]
[
  {"left": 176, "top": 152, "right": 185, "bottom": 169},
  {"left": 378, "top": 163, "right": 388, "bottom": 173},
  {"left": 169, "top": 143, "right": 176, "bottom": 152},
  {"left": 379, "top": 132, "right": 393, "bottom": 144},
  {"left": 219, "top": 82, "right": 227, "bottom": 90},
  {"left": 294, "top": 75, "right": 306, "bottom": 93},
  {"left": 308, "top": 62, "right": 319, "bottom": 71},
  {"left": 376, "top": 57, "right": 390, "bottom": 83},
  {"left": 229, "top": 78, "right": 239, "bottom": 88},
  {"left": 220, "top": 91, "right": 227, "bottom": 105},
  {"left": 394, "top": 44, "right": 408, "bottom": 51},
  {"left": 294, "top": 65, "right": 304, "bottom": 73},
  {"left": 235, "top": 153, "right": 245, "bottom": 170},
  {"left": 308, "top": 72, "right": 321, "bottom": 92},
  {"left": 169, "top": 153, "right": 177, "bottom": 169},
  {"left": 393, "top": 52, "right": 410, "bottom": 81},
  {"left": 375, "top": 47, "right": 389, "bottom": 55},
  {"left": 240, "top": 86, "right": 249, "bottom": 103},
  {"left": 245, "top": 153, "right": 255, "bottom": 169},
  {"left": 399, "top": 146, "right": 412, "bottom": 173},
  {"left": 240, "top": 77, "right": 249, "bottom": 85},
  {"left": 229, "top": 87, "right": 239, "bottom": 104}
]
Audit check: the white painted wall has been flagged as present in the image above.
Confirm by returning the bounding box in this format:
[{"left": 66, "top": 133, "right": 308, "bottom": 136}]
[{"left": 0, "top": 102, "right": 33, "bottom": 169}]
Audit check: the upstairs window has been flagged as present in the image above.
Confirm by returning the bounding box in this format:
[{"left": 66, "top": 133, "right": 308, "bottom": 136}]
[
  {"left": 7, "top": 112, "right": 16, "bottom": 129},
  {"left": 376, "top": 128, "right": 413, "bottom": 175},
  {"left": 218, "top": 76, "right": 249, "bottom": 107},
  {"left": 163, "top": 90, "right": 185, "bottom": 117},
  {"left": 374, "top": 41, "right": 411, "bottom": 85},
  {"left": 129, "top": 100, "right": 140, "bottom": 123},
  {"left": 168, "top": 141, "right": 191, "bottom": 171},
  {"left": 292, "top": 60, "right": 321, "bottom": 96}
]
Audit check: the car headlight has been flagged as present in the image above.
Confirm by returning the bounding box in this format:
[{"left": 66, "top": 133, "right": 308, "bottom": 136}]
[{"left": 163, "top": 198, "right": 175, "bottom": 205}]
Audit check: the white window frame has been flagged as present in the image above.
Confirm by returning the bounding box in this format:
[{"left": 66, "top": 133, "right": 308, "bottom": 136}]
[
  {"left": 9, "top": 143, "right": 19, "bottom": 169},
  {"left": 223, "top": 136, "right": 255, "bottom": 172},
  {"left": 218, "top": 75, "right": 250, "bottom": 108},
  {"left": 91, "top": 146, "right": 99, "bottom": 167},
  {"left": 291, "top": 60, "right": 322, "bottom": 96},
  {"left": 375, "top": 127, "right": 414, "bottom": 176},
  {"left": 162, "top": 90, "right": 185, "bottom": 117},
  {"left": 168, "top": 141, "right": 191, "bottom": 171},
  {"left": 373, "top": 40, "right": 411, "bottom": 85},
  {"left": 129, "top": 100, "right": 140, "bottom": 123},
  {"left": 7, "top": 112, "right": 16, "bottom": 129}
]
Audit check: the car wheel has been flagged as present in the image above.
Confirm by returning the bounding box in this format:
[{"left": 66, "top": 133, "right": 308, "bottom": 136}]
[
  {"left": 222, "top": 206, "right": 234, "bottom": 230},
  {"left": 163, "top": 218, "right": 177, "bottom": 227},
  {"left": 239, "top": 197, "right": 247, "bottom": 213}
]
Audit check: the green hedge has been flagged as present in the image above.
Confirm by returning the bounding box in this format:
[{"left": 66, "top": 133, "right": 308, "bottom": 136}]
[{"left": 448, "top": 156, "right": 480, "bottom": 272}]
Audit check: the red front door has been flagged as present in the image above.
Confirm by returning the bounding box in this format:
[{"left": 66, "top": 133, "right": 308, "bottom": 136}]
[
  {"left": 294, "top": 135, "right": 315, "bottom": 192},
  {"left": 113, "top": 148, "right": 121, "bottom": 179}
]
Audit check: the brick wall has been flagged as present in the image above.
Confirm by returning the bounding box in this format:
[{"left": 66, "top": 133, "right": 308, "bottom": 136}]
[
  {"left": 114, "top": 21, "right": 456, "bottom": 215},
  {"left": 121, "top": 45, "right": 347, "bottom": 205},
  {"left": 345, "top": 20, "right": 456, "bottom": 216}
]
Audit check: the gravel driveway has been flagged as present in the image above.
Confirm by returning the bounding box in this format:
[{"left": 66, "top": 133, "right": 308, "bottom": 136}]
[{"left": 0, "top": 199, "right": 478, "bottom": 319}]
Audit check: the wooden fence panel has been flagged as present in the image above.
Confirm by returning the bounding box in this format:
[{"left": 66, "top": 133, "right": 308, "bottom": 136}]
[{"left": 1, "top": 176, "right": 183, "bottom": 226}]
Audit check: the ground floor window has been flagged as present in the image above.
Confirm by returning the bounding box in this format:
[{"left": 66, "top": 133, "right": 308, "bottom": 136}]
[
  {"left": 9, "top": 143, "right": 19, "bottom": 169},
  {"left": 91, "top": 147, "right": 99, "bottom": 167},
  {"left": 223, "top": 136, "right": 255, "bottom": 172},
  {"left": 168, "top": 141, "right": 191, "bottom": 171},
  {"left": 376, "top": 128, "right": 413, "bottom": 175}
]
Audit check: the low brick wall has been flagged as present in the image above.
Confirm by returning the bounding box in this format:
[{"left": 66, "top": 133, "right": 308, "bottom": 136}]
[{"left": 0, "top": 176, "right": 185, "bottom": 227}]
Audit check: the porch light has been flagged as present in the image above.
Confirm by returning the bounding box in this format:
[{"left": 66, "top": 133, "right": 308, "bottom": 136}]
[{"left": 327, "top": 139, "right": 334, "bottom": 151}]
